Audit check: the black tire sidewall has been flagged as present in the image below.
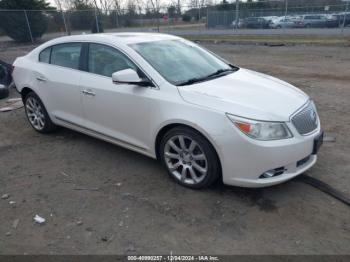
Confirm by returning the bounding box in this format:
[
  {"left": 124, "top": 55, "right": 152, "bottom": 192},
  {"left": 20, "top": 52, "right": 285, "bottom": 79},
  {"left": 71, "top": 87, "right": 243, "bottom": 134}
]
[
  {"left": 159, "top": 126, "right": 220, "bottom": 189},
  {"left": 0, "top": 86, "right": 9, "bottom": 99}
]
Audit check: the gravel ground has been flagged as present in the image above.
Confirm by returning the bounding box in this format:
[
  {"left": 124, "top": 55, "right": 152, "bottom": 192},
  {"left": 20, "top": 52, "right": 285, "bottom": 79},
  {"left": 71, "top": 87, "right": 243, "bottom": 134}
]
[{"left": 0, "top": 42, "right": 349, "bottom": 255}]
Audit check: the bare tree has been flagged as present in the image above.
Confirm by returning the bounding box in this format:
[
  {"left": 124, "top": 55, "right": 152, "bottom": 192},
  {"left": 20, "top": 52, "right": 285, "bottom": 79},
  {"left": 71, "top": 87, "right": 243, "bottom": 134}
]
[
  {"left": 97, "top": 0, "right": 114, "bottom": 12},
  {"left": 170, "top": 0, "right": 182, "bottom": 16},
  {"left": 54, "top": 0, "right": 76, "bottom": 10},
  {"left": 148, "top": 0, "right": 163, "bottom": 31},
  {"left": 188, "top": 0, "right": 209, "bottom": 20},
  {"left": 54, "top": 0, "right": 63, "bottom": 10},
  {"left": 111, "top": 0, "right": 127, "bottom": 28},
  {"left": 148, "top": 0, "right": 162, "bottom": 12},
  {"left": 198, "top": 0, "right": 209, "bottom": 20}
]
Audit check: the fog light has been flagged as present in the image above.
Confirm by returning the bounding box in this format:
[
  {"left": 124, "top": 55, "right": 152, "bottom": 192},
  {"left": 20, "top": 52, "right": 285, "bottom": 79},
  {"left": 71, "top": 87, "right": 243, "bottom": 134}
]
[
  {"left": 259, "top": 167, "right": 286, "bottom": 179},
  {"left": 261, "top": 171, "right": 275, "bottom": 178}
]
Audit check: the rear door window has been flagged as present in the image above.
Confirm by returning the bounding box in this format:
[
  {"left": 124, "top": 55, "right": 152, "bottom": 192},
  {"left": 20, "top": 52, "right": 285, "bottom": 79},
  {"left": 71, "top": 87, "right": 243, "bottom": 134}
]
[
  {"left": 39, "top": 47, "right": 51, "bottom": 63},
  {"left": 50, "top": 43, "right": 82, "bottom": 70}
]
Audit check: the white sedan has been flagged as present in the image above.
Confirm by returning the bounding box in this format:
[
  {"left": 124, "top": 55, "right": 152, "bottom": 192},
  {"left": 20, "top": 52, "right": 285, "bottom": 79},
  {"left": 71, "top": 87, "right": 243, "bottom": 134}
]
[{"left": 12, "top": 33, "right": 323, "bottom": 188}]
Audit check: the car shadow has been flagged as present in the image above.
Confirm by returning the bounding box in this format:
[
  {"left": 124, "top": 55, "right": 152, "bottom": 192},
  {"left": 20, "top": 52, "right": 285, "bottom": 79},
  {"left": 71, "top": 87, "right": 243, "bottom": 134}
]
[{"left": 51, "top": 126, "right": 307, "bottom": 213}]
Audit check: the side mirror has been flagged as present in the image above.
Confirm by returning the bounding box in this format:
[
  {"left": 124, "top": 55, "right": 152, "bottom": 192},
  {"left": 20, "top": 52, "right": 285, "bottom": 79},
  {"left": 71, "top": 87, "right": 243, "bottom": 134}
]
[{"left": 112, "top": 69, "right": 153, "bottom": 87}]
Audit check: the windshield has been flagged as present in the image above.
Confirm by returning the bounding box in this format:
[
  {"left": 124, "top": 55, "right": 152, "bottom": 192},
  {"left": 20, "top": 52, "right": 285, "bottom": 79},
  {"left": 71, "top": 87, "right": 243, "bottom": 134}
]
[{"left": 130, "top": 40, "right": 234, "bottom": 86}]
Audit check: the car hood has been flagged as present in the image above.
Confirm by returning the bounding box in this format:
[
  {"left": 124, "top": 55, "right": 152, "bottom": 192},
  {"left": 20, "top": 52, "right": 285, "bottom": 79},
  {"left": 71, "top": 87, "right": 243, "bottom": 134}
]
[{"left": 178, "top": 68, "right": 308, "bottom": 121}]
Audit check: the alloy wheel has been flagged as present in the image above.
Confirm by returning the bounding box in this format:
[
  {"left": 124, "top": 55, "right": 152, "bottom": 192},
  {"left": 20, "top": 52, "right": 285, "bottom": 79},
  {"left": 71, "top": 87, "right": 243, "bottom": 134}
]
[
  {"left": 25, "top": 96, "right": 45, "bottom": 131},
  {"left": 164, "top": 135, "right": 208, "bottom": 185}
]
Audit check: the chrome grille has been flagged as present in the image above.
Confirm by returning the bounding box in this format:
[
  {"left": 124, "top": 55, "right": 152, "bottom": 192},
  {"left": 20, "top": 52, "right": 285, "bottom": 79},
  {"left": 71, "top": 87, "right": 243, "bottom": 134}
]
[{"left": 292, "top": 102, "right": 318, "bottom": 135}]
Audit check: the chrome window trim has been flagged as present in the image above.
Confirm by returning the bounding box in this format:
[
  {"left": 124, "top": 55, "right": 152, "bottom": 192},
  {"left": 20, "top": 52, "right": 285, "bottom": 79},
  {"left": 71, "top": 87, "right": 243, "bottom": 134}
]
[{"left": 37, "top": 40, "right": 159, "bottom": 90}]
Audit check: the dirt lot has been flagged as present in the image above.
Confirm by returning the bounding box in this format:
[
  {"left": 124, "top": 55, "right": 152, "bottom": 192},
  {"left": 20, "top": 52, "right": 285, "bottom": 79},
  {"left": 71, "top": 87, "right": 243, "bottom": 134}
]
[{"left": 0, "top": 42, "right": 350, "bottom": 255}]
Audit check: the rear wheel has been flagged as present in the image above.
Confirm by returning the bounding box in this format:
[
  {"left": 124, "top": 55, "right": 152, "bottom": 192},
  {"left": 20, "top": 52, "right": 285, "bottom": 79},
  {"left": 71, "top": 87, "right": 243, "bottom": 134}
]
[
  {"left": 160, "top": 127, "right": 220, "bottom": 189},
  {"left": 24, "top": 91, "right": 57, "bottom": 133}
]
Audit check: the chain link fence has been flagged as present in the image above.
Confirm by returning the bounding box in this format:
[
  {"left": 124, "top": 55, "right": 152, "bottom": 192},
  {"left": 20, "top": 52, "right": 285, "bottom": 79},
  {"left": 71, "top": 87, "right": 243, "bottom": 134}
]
[
  {"left": 0, "top": 2, "right": 349, "bottom": 44},
  {"left": 0, "top": 6, "right": 204, "bottom": 43}
]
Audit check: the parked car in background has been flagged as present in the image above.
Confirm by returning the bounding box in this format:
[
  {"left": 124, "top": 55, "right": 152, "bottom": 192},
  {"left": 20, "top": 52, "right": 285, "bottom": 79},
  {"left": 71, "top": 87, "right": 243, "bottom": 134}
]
[
  {"left": 342, "top": 12, "right": 350, "bottom": 27},
  {"left": 325, "top": 14, "right": 342, "bottom": 28},
  {"left": 262, "top": 16, "right": 279, "bottom": 24},
  {"left": 299, "top": 14, "right": 328, "bottom": 28},
  {"left": 231, "top": 19, "right": 244, "bottom": 29},
  {"left": 240, "top": 17, "right": 270, "bottom": 29},
  {"left": 328, "top": 13, "right": 350, "bottom": 27},
  {"left": 269, "top": 17, "right": 298, "bottom": 28}
]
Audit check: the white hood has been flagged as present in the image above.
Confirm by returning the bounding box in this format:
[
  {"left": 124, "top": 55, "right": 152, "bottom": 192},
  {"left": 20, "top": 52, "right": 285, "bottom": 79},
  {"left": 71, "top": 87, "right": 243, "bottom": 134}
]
[{"left": 178, "top": 68, "right": 308, "bottom": 121}]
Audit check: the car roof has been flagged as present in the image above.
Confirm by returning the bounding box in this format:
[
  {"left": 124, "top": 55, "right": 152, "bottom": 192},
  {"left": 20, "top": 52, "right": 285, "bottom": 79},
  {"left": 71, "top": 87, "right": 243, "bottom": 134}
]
[{"left": 48, "top": 32, "right": 179, "bottom": 46}]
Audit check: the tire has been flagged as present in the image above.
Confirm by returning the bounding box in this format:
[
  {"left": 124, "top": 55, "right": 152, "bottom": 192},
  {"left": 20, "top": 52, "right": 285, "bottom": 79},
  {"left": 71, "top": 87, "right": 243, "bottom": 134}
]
[
  {"left": 23, "top": 91, "right": 57, "bottom": 133},
  {"left": 0, "top": 85, "right": 9, "bottom": 99},
  {"left": 159, "top": 126, "right": 220, "bottom": 189}
]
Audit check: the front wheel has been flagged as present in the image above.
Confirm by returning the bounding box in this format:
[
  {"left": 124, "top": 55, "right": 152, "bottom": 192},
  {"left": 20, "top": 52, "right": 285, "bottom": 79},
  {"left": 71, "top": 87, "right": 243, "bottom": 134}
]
[
  {"left": 24, "top": 91, "right": 57, "bottom": 133},
  {"left": 160, "top": 127, "right": 221, "bottom": 189}
]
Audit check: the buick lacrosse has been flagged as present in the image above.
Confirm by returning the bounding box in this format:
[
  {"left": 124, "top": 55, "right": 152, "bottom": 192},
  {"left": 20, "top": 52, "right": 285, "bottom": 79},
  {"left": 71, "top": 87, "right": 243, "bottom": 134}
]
[{"left": 12, "top": 33, "right": 323, "bottom": 188}]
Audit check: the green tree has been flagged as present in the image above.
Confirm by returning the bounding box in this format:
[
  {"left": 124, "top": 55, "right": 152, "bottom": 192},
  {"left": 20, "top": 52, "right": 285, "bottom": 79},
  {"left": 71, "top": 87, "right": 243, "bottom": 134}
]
[
  {"left": 168, "top": 5, "right": 176, "bottom": 18},
  {"left": 0, "top": 0, "right": 50, "bottom": 42},
  {"left": 68, "top": 0, "right": 104, "bottom": 33},
  {"left": 69, "top": 0, "right": 94, "bottom": 31},
  {"left": 182, "top": 13, "right": 192, "bottom": 22}
]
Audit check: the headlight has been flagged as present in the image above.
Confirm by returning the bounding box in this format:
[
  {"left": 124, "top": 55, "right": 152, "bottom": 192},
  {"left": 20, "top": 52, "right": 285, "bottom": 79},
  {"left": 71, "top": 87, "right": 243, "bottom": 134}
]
[
  {"left": 310, "top": 100, "right": 318, "bottom": 123},
  {"left": 226, "top": 114, "right": 293, "bottom": 141}
]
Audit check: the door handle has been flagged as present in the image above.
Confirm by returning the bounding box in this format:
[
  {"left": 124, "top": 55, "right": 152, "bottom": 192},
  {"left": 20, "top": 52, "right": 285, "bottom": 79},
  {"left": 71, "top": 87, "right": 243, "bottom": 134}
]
[
  {"left": 36, "top": 76, "right": 47, "bottom": 82},
  {"left": 82, "top": 89, "right": 96, "bottom": 96}
]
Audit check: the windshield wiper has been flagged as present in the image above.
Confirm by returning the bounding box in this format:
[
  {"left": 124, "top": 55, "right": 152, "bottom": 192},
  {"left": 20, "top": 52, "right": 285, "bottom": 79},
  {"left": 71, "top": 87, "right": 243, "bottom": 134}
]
[
  {"left": 177, "top": 68, "right": 236, "bottom": 86},
  {"left": 177, "top": 77, "right": 204, "bottom": 86},
  {"left": 206, "top": 68, "right": 235, "bottom": 78}
]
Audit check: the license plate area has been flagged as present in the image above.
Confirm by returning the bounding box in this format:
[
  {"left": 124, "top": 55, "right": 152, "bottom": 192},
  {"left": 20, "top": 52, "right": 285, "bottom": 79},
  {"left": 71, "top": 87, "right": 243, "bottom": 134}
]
[{"left": 312, "top": 131, "right": 324, "bottom": 155}]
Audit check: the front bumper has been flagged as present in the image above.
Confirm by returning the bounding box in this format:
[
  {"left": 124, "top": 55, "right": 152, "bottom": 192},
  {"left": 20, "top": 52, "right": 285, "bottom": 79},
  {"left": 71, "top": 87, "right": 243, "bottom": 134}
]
[{"left": 215, "top": 118, "right": 322, "bottom": 188}]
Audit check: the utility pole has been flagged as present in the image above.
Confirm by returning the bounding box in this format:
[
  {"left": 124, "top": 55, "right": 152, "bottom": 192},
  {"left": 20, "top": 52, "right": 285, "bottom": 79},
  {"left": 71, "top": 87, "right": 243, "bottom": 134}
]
[
  {"left": 24, "top": 10, "right": 34, "bottom": 44},
  {"left": 342, "top": 0, "right": 349, "bottom": 35},
  {"left": 61, "top": 10, "right": 68, "bottom": 35},
  {"left": 284, "top": 0, "right": 288, "bottom": 20},
  {"left": 198, "top": 0, "right": 201, "bottom": 21},
  {"left": 235, "top": 0, "right": 239, "bottom": 29},
  {"left": 94, "top": 8, "right": 100, "bottom": 33}
]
